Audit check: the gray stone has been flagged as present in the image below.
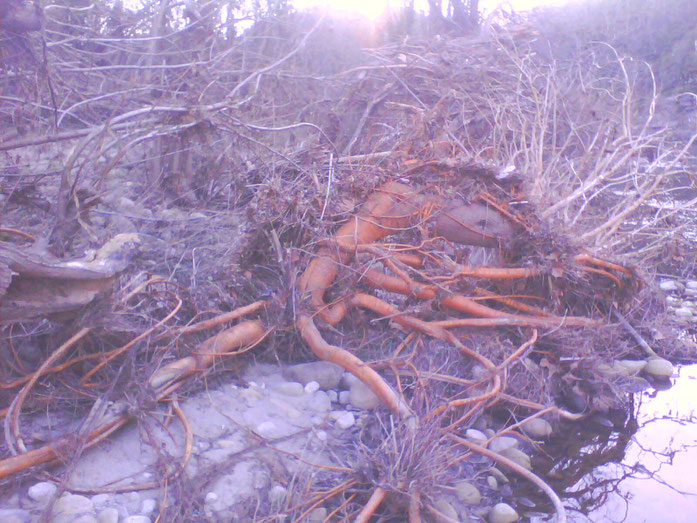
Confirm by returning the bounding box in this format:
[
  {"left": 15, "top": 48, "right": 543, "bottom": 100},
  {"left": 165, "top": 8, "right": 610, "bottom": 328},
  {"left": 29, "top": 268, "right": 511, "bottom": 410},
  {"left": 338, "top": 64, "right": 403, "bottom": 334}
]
[
  {"left": 308, "top": 508, "right": 327, "bottom": 521},
  {"left": 326, "top": 390, "right": 338, "bottom": 403},
  {"left": 489, "top": 502, "right": 519, "bottom": 523},
  {"left": 283, "top": 362, "right": 344, "bottom": 389},
  {"left": 338, "top": 390, "right": 351, "bottom": 405},
  {"left": 486, "top": 475, "right": 498, "bottom": 489},
  {"left": 140, "top": 498, "right": 157, "bottom": 516},
  {"left": 304, "top": 380, "right": 320, "bottom": 394},
  {"left": 659, "top": 280, "right": 679, "bottom": 291},
  {"left": 123, "top": 517, "right": 151, "bottom": 523},
  {"left": 455, "top": 481, "right": 481, "bottom": 504},
  {"left": 489, "top": 436, "right": 519, "bottom": 453},
  {"left": 91, "top": 494, "right": 112, "bottom": 512},
  {"left": 686, "top": 281, "right": 697, "bottom": 290},
  {"left": 97, "top": 508, "right": 120, "bottom": 523},
  {"left": 433, "top": 498, "right": 459, "bottom": 520},
  {"left": 340, "top": 371, "right": 360, "bottom": 389},
  {"left": 71, "top": 516, "right": 98, "bottom": 523},
  {"left": 335, "top": 412, "right": 355, "bottom": 429},
  {"left": 675, "top": 307, "right": 694, "bottom": 318},
  {"left": 349, "top": 380, "right": 381, "bottom": 410},
  {"left": 501, "top": 448, "right": 532, "bottom": 469},
  {"left": 255, "top": 420, "right": 279, "bottom": 438},
  {"left": 275, "top": 381, "right": 304, "bottom": 396},
  {"left": 54, "top": 494, "right": 94, "bottom": 516},
  {"left": 309, "top": 390, "right": 331, "bottom": 413},
  {"left": 520, "top": 418, "right": 553, "bottom": 438},
  {"left": 27, "top": 481, "right": 57, "bottom": 504},
  {"left": 0, "top": 509, "right": 32, "bottom": 523},
  {"left": 465, "top": 428, "right": 488, "bottom": 444}
]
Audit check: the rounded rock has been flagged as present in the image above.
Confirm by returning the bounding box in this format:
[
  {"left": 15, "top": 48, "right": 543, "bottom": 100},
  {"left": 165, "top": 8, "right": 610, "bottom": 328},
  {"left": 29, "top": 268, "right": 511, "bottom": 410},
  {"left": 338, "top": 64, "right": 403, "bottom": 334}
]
[
  {"left": 97, "top": 508, "right": 120, "bottom": 523},
  {"left": 644, "top": 358, "right": 674, "bottom": 377},
  {"left": 465, "top": 428, "right": 488, "bottom": 444},
  {"left": 308, "top": 507, "right": 327, "bottom": 521},
  {"left": 27, "top": 481, "right": 57, "bottom": 504},
  {"left": 501, "top": 447, "right": 532, "bottom": 469},
  {"left": 275, "top": 381, "right": 304, "bottom": 397},
  {"left": 123, "top": 517, "right": 151, "bottom": 523},
  {"left": 349, "top": 381, "right": 381, "bottom": 410},
  {"left": 140, "top": 498, "right": 157, "bottom": 516},
  {"left": 454, "top": 481, "right": 481, "bottom": 504},
  {"left": 520, "top": 418, "right": 553, "bottom": 439},
  {"left": 326, "top": 390, "right": 338, "bottom": 403},
  {"left": 304, "top": 381, "right": 320, "bottom": 394},
  {"left": 687, "top": 281, "right": 697, "bottom": 290},
  {"left": 338, "top": 390, "right": 351, "bottom": 405},
  {"left": 486, "top": 475, "right": 498, "bottom": 489},
  {"left": 54, "top": 494, "right": 94, "bottom": 516},
  {"left": 489, "top": 436, "right": 519, "bottom": 454},
  {"left": 0, "top": 509, "right": 32, "bottom": 523},
  {"left": 434, "top": 498, "right": 459, "bottom": 519},
  {"left": 489, "top": 502, "right": 519, "bottom": 523},
  {"left": 659, "top": 280, "right": 679, "bottom": 291},
  {"left": 335, "top": 412, "right": 355, "bottom": 430},
  {"left": 675, "top": 307, "right": 694, "bottom": 318},
  {"left": 283, "top": 362, "right": 344, "bottom": 389}
]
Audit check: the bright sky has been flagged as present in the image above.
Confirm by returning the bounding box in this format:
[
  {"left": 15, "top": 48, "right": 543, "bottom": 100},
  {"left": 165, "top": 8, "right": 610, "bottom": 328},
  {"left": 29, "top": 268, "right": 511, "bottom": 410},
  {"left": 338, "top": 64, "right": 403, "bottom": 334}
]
[{"left": 292, "top": 0, "right": 571, "bottom": 20}]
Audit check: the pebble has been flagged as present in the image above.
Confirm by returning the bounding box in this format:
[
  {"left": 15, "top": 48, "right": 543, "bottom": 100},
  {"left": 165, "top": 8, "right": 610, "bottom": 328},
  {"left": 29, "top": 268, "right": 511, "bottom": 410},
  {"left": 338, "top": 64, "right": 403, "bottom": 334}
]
[
  {"left": 520, "top": 418, "right": 553, "bottom": 438},
  {"left": 315, "top": 430, "right": 328, "bottom": 442},
  {"left": 326, "top": 390, "right": 338, "bottom": 403},
  {"left": 72, "top": 516, "right": 98, "bottom": 523},
  {"left": 140, "top": 498, "right": 157, "bottom": 516},
  {"left": 54, "top": 494, "right": 94, "bottom": 516},
  {"left": 687, "top": 281, "right": 697, "bottom": 290},
  {"left": 433, "top": 498, "right": 459, "bottom": 520},
  {"left": 666, "top": 295, "right": 680, "bottom": 304},
  {"left": 489, "top": 502, "right": 519, "bottom": 523},
  {"left": 487, "top": 475, "right": 498, "bottom": 489},
  {"left": 205, "top": 492, "right": 218, "bottom": 503},
  {"left": 304, "top": 381, "right": 320, "bottom": 394},
  {"left": 349, "top": 380, "right": 381, "bottom": 410},
  {"left": 501, "top": 447, "right": 532, "bottom": 469},
  {"left": 308, "top": 507, "right": 327, "bottom": 521},
  {"left": 335, "top": 411, "right": 355, "bottom": 429},
  {"left": 686, "top": 289, "right": 697, "bottom": 297},
  {"left": 255, "top": 420, "right": 278, "bottom": 438},
  {"left": 27, "top": 481, "right": 57, "bottom": 504},
  {"left": 91, "top": 494, "right": 111, "bottom": 511},
  {"left": 0, "top": 509, "right": 32, "bottom": 523},
  {"left": 283, "top": 362, "right": 344, "bottom": 389},
  {"left": 97, "top": 508, "right": 120, "bottom": 523},
  {"left": 644, "top": 358, "right": 675, "bottom": 377},
  {"left": 454, "top": 481, "right": 481, "bottom": 504},
  {"left": 308, "top": 390, "right": 331, "bottom": 412},
  {"left": 659, "top": 280, "right": 680, "bottom": 291},
  {"left": 338, "top": 390, "right": 351, "bottom": 405},
  {"left": 465, "top": 428, "right": 488, "bottom": 444},
  {"left": 275, "top": 381, "right": 304, "bottom": 396},
  {"left": 489, "top": 436, "right": 519, "bottom": 453},
  {"left": 123, "top": 517, "right": 151, "bottom": 523},
  {"left": 675, "top": 307, "right": 694, "bottom": 318}
]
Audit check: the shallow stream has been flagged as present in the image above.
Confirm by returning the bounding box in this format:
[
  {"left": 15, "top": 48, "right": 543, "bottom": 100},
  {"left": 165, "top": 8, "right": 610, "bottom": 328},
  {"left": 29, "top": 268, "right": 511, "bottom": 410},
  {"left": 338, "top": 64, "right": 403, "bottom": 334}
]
[{"left": 533, "top": 365, "right": 697, "bottom": 522}]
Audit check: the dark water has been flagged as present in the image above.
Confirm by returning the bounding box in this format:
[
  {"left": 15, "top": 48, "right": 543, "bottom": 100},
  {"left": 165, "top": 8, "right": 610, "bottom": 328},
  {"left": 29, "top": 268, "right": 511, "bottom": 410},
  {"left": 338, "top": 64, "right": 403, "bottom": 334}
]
[
  {"left": 583, "top": 365, "right": 697, "bottom": 522},
  {"left": 521, "top": 365, "right": 697, "bottom": 522}
]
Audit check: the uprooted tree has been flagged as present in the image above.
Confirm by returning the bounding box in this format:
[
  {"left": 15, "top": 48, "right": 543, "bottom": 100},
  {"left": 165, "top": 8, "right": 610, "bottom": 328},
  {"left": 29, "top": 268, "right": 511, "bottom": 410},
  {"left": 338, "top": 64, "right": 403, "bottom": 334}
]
[{"left": 1, "top": 0, "right": 695, "bottom": 520}]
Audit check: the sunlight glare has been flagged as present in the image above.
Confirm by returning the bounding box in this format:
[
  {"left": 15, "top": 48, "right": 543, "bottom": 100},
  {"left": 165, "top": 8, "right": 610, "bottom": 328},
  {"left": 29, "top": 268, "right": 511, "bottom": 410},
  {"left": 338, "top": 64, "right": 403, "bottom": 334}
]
[{"left": 293, "top": 0, "right": 398, "bottom": 20}]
